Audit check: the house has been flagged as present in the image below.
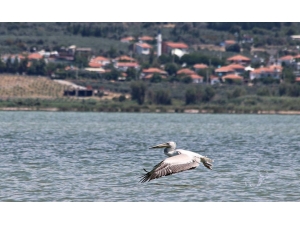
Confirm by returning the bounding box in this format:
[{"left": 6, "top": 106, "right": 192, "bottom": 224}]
[
  {"left": 224, "top": 40, "right": 236, "bottom": 47},
  {"left": 118, "top": 72, "right": 127, "bottom": 81},
  {"left": 88, "top": 61, "right": 102, "bottom": 68},
  {"left": 162, "top": 41, "right": 189, "bottom": 56},
  {"left": 249, "top": 65, "right": 282, "bottom": 80},
  {"left": 210, "top": 75, "right": 220, "bottom": 85},
  {"left": 143, "top": 74, "right": 167, "bottom": 80},
  {"left": 227, "top": 54, "right": 251, "bottom": 65},
  {"left": 84, "top": 67, "right": 106, "bottom": 73},
  {"left": 176, "top": 68, "right": 194, "bottom": 75},
  {"left": 291, "top": 35, "right": 300, "bottom": 41},
  {"left": 90, "top": 56, "right": 110, "bottom": 66},
  {"left": 114, "top": 55, "right": 136, "bottom": 62},
  {"left": 134, "top": 42, "right": 152, "bottom": 55},
  {"left": 65, "top": 66, "right": 79, "bottom": 71},
  {"left": 114, "top": 62, "right": 140, "bottom": 72},
  {"left": 57, "top": 46, "right": 75, "bottom": 61},
  {"left": 1, "top": 54, "right": 25, "bottom": 63},
  {"left": 76, "top": 48, "right": 92, "bottom": 54},
  {"left": 28, "top": 53, "right": 43, "bottom": 60},
  {"left": 193, "top": 63, "right": 208, "bottom": 72},
  {"left": 141, "top": 67, "right": 168, "bottom": 78},
  {"left": 215, "top": 66, "right": 235, "bottom": 76},
  {"left": 120, "top": 36, "right": 135, "bottom": 43},
  {"left": 227, "top": 64, "right": 245, "bottom": 75},
  {"left": 189, "top": 74, "right": 204, "bottom": 83},
  {"left": 278, "top": 55, "right": 294, "bottom": 66},
  {"left": 222, "top": 74, "right": 243, "bottom": 82}
]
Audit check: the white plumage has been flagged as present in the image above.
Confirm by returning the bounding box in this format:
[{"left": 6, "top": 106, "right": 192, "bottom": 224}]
[{"left": 140, "top": 141, "right": 213, "bottom": 183}]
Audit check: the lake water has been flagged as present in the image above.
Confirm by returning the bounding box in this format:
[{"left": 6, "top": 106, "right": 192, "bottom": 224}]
[{"left": 0, "top": 111, "right": 299, "bottom": 202}]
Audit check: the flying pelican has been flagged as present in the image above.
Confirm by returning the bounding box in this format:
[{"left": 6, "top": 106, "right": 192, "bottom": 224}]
[{"left": 140, "top": 141, "right": 213, "bottom": 183}]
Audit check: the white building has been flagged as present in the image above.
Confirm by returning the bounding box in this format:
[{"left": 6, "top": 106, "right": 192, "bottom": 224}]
[{"left": 134, "top": 42, "right": 152, "bottom": 55}]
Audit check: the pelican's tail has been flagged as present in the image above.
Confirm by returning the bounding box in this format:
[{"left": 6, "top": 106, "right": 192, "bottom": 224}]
[{"left": 201, "top": 156, "right": 213, "bottom": 170}]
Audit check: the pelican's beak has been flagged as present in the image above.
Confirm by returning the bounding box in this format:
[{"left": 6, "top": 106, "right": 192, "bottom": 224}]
[{"left": 149, "top": 143, "right": 169, "bottom": 149}]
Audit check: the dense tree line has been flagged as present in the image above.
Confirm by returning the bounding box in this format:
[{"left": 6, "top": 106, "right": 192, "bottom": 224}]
[{"left": 207, "top": 22, "right": 282, "bottom": 32}]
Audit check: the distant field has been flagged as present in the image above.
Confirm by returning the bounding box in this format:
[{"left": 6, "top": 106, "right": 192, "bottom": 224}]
[
  {"left": 0, "top": 75, "right": 69, "bottom": 99},
  {"left": 0, "top": 75, "right": 127, "bottom": 100}
]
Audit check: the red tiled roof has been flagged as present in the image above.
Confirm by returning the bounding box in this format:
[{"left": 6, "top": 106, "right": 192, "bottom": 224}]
[
  {"left": 215, "top": 66, "right": 235, "bottom": 73},
  {"left": 222, "top": 74, "right": 243, "bottom": 80},
  {"left": 28, "top": 53, "right": 43, "bottom": 60},
  {"left": 116, "top": 62, "right": 139, "bottom": 67},
  {"left": 177, "top": 68, "right": 194, "bottom": 74},
  {"left": 251, "top": 66, "right": 282, "bottom": 74},
  {"left": 227, "top": 54, "right": 251, "bottom": 62},
  {"left": 279, "top": 55, "right": 294, "bottom": 60},
  {"left": 138, "top": 36, "right": 154, "bottom": 41},
  {"left": 144, "top": 74, "right": 167, "bottom": 79},
  {"left": 135, "top": 42, "right": 152, "bottom": 48},
  {"left": 269, "top": 65, "right": 282, "bottom": 71},
  {"left": 225, "top": 40, "right": 236, "bottom": 45},
  {"left": 142, "top": 68, "right": 167, "bottom": 74},
  {"left": 121, "top": 36, "right": 135, "bottom": 42},
  {"left": 165, "top": 42, "right": 188, "bottom": 49},
  {"left": 228, "top": 63, "right": 245, "bottom": 70},
  {"left": 193, "top": 63, "right": 208, "bottom": 69},
  {"left": 89, "top": 61, "right": 102, "bottom": 68},
  {"left": 115, "top": 55, "right": 136, "bottom": 62},
  {"left": 93, "top": 56, "right": 110, "bottom": 62}
]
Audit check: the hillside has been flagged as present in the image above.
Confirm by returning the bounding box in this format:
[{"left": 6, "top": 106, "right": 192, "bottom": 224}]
[
  {"left": 1, "top": 22, "right": 300, "bottom": 55},
  {"left": 0, "top": 75, "right": 69, "bottom": 99}
]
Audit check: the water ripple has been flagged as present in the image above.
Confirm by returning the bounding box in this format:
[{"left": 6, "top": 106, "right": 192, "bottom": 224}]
[{"left": 0, "top": 112, "right": 300, "bottom": 201}]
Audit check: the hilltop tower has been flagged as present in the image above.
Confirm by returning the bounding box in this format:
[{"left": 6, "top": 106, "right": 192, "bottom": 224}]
[{"left": 157, "top": 29, "right": 162, "bottom": 57}]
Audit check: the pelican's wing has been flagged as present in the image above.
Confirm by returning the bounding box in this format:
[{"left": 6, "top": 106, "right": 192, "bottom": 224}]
[{"left": 139, "top": 154, "right": 200, "bottom": 183}]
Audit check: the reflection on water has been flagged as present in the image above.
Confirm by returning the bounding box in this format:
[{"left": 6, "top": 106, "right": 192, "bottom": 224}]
[{"left": 0, "top": 112, "right": 300, "bottom": 201}]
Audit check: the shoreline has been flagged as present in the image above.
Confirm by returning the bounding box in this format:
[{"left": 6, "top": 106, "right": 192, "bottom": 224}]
[{"left": 1, "top": 107, "right": 300, "bottom": 115}]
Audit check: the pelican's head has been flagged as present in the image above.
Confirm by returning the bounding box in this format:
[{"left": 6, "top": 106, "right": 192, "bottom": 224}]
[{"left": 149, "top": 141, "right": 176, "bottom": 149}]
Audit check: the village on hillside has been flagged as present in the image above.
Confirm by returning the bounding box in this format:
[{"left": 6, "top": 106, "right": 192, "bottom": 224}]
[{"left": 1, "top": 31, "right": 300, "bottom": 96}]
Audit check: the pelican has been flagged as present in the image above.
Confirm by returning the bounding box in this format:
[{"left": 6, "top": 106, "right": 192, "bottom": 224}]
[{"left": 140, "top": 141, "right": 213, "bottom": 183}]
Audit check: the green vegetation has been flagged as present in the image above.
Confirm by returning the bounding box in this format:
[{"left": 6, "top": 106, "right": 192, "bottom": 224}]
[{"left": 2, "top": 23, "right": 300, "bottom": 113}]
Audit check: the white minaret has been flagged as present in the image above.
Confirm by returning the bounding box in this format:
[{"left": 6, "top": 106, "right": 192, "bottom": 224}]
[{"left": 157, "top": 29, "right": 162, "bottom": 57}]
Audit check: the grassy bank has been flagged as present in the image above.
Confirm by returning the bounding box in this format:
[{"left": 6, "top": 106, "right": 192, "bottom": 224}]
[
  {"left": 2, "top": 96, "right": 300, "bottom": 114},
  {"left": 2, "top": 74, "right": 300, "bottom": 114}
]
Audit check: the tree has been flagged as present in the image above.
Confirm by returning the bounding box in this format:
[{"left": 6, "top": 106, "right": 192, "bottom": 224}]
[
  {"left": 185, "top": 88, "right": 197, "bottom": 105},
  {"left": 18, "top": 58, "right": 28, "bottom": 74},
  {"left": 5, "top": 57, "right": 13, "bottom": 73},
  {"left": 126, "top": 67, "right": 137, "bottom": 81},
  {"left": 150, "top": 73, "right": 163, "bottom": 83},
  {"left": 181, "top": 75, "right": 193, "bottom": 84},
  {"left": 130, "top": 81, "right": 147, "bottom": 105},
  {"left": 11, "top": 57, "right": 19, "bottom": 74},
  {"left": 282, "top": 67, "right": 295, "bottom": 83},
  {"left": 225, "top": 43, "right": 241, "bottom": 53},
  {"left": 105, "top": 68, "right": 121, "bottom": 81},
  {"left": 0, "top": 59, "right": 5, "bottom": 72},
  {"left": 202, "top": 86, "right": 215, "bottom": 102},
  {"left": 74, "top": 53, "right": 88, "bottom": 68},
  {"left": 164, "top": 63, "right": 178, "bottom": 76},
  {"left": 107, "top": 46, "right": 118, "bottom": 58},
  {"left": 152, "top": 89, "right": 172, "bottom": 105}
]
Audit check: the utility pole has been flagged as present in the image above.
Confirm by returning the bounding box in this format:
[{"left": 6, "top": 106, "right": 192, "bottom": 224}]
[{"left": 207, "top": 58, "right": 211, "bottom": 85}]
